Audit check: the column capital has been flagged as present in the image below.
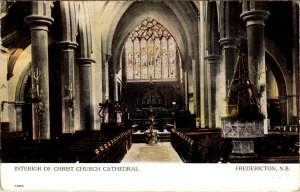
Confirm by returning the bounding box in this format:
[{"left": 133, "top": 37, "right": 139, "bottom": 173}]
[
  {"left": 57, "top": 41, "right": 78, "bottom": 50},
  {"left": 205, "top": 55, "right": 222, "bottom": 64},
  {"left": 240, "top": 10, "right": 270, "bottom": 26},
  {"left": 77, "top": 58, "right": 96, "bottom": 65},
  {"left": 219, "top": 37, "right": 239, "bottom": 49},
  {"left": 25, "top": 15, "right": 54, "bottom": 31}
]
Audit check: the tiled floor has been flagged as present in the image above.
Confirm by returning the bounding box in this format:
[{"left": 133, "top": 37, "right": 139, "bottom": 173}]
[{"left": 121, "top": 142, "right": 183, "bottom": 163}]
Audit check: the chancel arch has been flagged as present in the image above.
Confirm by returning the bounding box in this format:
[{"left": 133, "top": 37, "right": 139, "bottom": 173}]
[
  {"left": 107, "top": 1, "right": 199, "bottom": 118},
  {"left": 119, "top": 17, "right": 183, "bottom": 112}
]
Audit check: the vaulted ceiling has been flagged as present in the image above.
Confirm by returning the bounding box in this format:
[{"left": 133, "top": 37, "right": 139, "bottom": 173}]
[{"left": 98, "top": 1, "right": 199, "bottom": 64}]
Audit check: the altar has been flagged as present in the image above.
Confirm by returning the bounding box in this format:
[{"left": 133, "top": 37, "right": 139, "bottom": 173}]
[
  {"left": 129, "top": 107, "right": 174, "bottom": 132},
  {"left": 129, "top": 107, "right": 173, "bottom": 143},
  {"left": 132, "top": 129, "right": 171, "bottom": 143}
]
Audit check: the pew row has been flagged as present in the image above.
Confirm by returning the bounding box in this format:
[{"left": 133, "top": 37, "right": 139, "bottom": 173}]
[
  {"left": 93, "top": 129, "right": 132, "bottom": 163},
  {"left": 171, "top": 128, "right": 299, "bottom": 163},
  {"left": 171, "top": 128, "right": 230, "bottom": 163},
  {"left": 1, "top": 129, "right": 132, "bottom": 163}
]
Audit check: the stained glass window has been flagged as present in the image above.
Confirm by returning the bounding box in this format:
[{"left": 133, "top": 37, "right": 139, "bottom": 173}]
[
  {"left": 125, "top": 18, "right": 177, "bottom": 81},
  {"left": 134, "top": 38, "right": 140, "bottom": 79},
  {"left": 141, "top": 38, "right": 148, "bottom": 79},
  {"left": 125, "top": 39, "right": 134, "bottom": 79},
  {"left": 168, "top": 37, "right": 176, "bottom": 78},
  {"left": 148, "top": 38, "right": 154, "bottom": 79},
  {"left": 161, "top": 37, "right": 168, "bottom": 79},
  {"left": 154, "top": 38, "right": 161, "bottom": 79}
]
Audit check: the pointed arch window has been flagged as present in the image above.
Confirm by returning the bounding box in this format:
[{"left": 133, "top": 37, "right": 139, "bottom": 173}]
[
  {"left": 142, "top": 90, "right": 162, "bottom": 106},
  {"left": 125, "top": 18, "right": 178, "bottom": 81}
]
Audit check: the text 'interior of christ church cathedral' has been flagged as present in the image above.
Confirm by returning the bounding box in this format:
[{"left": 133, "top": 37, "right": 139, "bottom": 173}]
[{"left": 0, "top": 1, "right": 299, "bottom": 163}]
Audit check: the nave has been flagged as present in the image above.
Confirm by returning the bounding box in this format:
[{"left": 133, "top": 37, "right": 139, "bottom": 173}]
[
  {"left": 0, "top": 1, "right": 299, "bottom": 165},
  {"left": 1, "top": 126, "right": 299, "bottom": 163}
]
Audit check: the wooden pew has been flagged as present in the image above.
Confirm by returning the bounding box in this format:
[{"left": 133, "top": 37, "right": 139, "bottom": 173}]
[
  {"left": 171, "top": 128, "right": 230, "bottom": 163},
  {"left": 93, "top": 129, "right": 132, "bottom": 163}
]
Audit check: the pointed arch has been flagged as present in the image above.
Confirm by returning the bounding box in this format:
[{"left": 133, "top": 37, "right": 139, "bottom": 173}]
[
  {"left": 59, "top": 1, "right": 79, "bottom": 42},
  {"left": 124, "top": 18, "right": 179, "bottom": 81},
  {"left": 77, "top": 1, "right": 93, "bottom": 58},
  {"left": 206, "top": 1, "right": 221, "bottom": 55},
  {"left": 142, "top": 89, "right": 163, "bottom": 106}
]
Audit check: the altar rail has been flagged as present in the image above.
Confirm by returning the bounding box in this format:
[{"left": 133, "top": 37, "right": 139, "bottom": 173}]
[
  {"left": 171, "top": 128, "right": 230, "bottom": 163},
  {"left": 269, "top": 125, "right": 298, "bottom": 133},
  {"left": 93, "top": 129, "right": 132, "bottom": 163}
]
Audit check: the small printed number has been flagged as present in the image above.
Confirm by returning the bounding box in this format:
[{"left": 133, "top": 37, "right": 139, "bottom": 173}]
[{"left": 15, "top": 185, "right": 24, "bottom": 187}]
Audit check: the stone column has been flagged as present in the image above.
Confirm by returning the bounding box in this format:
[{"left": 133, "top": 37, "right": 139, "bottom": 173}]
[
  {"left": 199, "top": 2, "right": 207, "bottom": 128},
  {"left": 187, "top": 56, "right": 194, "bottom": 114},
  {"left": 292, "top": 1, "right": 299, "bottom": 125},
  {"left": 15, "top": 102, "right": 25, "bottom": 132},
  {"left": 184, "top": 69, "right": 189, "bottom": 109},
  {"left": 205, "top": 55, "right": 222, "bottom": 128},
  {"left": 77, "top": 58, "right": 95, "bottom": 131},
  {"left": 192, "top": 58, "right": 200, "bottom": 119},
  {"left": 108, "top": 59, "right": 115, "bottom": 101},
  {"left": 218, "top": 38, "right": 239, "bottom": 122},
  {"left": 218, "top": 2, "right": 241, "bottom": 122},
  {"left": 57, "top": 41, "right": 78, "bottom": 133},
  {"left": 219, "top": 37, "right": 239, "bottom": 91},
  {"left": 25, "top": 2, "right": 53, "bottom": 140},
  {"left": 102, "top": 55, "right": 111, "bottom": 102},
  {"left": 298, "top": 2, "right": 300, "bottom": 131},
  {"left": 241, "top": 8, "right": 269, "bottom": 132}
]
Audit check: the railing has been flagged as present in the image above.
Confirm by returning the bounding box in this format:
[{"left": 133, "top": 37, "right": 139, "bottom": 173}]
[
  {"left": 269, "top": 125, "right": 298, "bottom": 133},
  {"left": 170, "top": 129, "right": 193, "bottom": 162}
]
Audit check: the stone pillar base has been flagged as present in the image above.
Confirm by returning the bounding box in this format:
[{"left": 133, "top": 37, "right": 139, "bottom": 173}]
[{"left": 230, "top": 139, "right": 256, "bottom": 157}]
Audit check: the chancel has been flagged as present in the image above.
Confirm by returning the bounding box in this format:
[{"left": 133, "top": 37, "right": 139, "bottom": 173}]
[{"left": 0, "top": 1, "right": 299, "bottom": 163}]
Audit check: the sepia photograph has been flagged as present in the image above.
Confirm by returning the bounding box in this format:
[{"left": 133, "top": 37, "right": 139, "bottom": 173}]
[{"left": 0, "top": 0, "right": 299, "bottom": 191}]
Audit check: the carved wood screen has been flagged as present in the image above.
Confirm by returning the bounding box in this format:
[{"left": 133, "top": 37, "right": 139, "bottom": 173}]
[{"left": 142, "top": 90, "right": 163, "bottom": 106}]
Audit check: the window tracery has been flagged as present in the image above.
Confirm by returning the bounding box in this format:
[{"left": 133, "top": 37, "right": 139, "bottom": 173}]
[{"left": 125, "top": 18, "right": 177, "bottom": 81}]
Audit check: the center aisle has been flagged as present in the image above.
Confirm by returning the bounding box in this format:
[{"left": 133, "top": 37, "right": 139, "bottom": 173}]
[{"left": 121, "top": 142, "right": 183, "bottom": 163}]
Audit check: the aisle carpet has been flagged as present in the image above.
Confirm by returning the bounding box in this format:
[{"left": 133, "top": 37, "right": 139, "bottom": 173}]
[{"left": 122, "top": 142, "right": 183, "bottom": 163}]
